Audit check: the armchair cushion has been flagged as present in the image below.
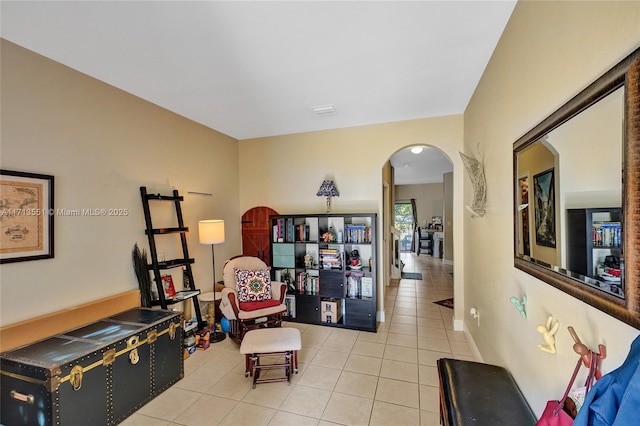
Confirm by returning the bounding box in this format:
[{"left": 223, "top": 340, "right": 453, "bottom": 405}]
[
  {"left": 235, "top": 268, "right": 272, "bottom": 302},
  {"left": 239, "top": 299, "right": 282, "bottom": 311}
]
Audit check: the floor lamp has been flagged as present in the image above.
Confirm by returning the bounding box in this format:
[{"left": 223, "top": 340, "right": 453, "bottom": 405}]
[{"left": 198, "top": 219, "right": 226, "bottom": 343}]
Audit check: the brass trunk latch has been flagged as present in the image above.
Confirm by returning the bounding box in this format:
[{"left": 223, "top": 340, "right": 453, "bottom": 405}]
[
  {"left": 169, "top": 322, "right": 179, "bottom": 340},
  {"left": 69, "top": 365, "right": 84, "bottom": 391},
  {"left": 147, "top": 329, "right": 158, "bottom": 344},
  {"left": 128, "top": 336, "right": 140, "bottom": 365},
  {"left": 103, "top": 349, "right": 116, "bottom": 366}
]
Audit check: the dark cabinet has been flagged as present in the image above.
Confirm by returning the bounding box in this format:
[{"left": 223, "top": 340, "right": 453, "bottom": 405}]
[
  {"left": 270, "top": 213, "right": 377, "bottom": 332},
  {"left": 344, "top": 299, "right": 376, "bottom": 330},
  {"left": 415, "top": 227, "right": 432, "bottom": 256},
  {"left": 294, "top": 294, "right": 320, "bottom": 323},
  {"left": 319, "top": 270, "right": 344, "bottom": 298}
]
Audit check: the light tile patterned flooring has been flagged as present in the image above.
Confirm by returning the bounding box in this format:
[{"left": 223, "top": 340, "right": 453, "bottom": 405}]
[{"left": 123, "top": 253, "right": 476, "bottom": 425}]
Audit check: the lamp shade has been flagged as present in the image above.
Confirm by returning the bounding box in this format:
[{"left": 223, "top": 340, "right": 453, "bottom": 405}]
[
  {"left": 316, "top": 180, "right": 339, "bottom": 197},
  {"left": 198, "top": 219, "right": 225, "bottom": 245}
]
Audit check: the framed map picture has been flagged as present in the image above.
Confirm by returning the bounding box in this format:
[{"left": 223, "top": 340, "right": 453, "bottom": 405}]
[{"left": 0, "top": 170, "right": 54, "bottom": 263}]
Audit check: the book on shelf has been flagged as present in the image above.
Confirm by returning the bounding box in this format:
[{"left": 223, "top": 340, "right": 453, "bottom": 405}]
[
  {"left": 296, "top": 223, "right": 311, "bottom": 241},
  {"left": 273, "top": 218, "right": 286, "bottom": 242},
  {"left": 285, "top": 294, "right": 296, "bottom": 318},
  {"left": 297, "top": 272, "right": 308, "bottom": 293},
  {"left": 361, "top": 277, "right": 373, "bottom": 298},
  {"left": 347, "top": 272, "right": 364, "bottom": 298},
  {"left": 285, "top": 218, "right": 295, "bottom": 243},
  {"left": 592, "top": 221, "right": 621, "bottom": 247},
  {"left": 319, "top": 248, "right": 342, "bottom": 269},
  {"left": 161, "top": 274, "right": 177, "bottom": 298},
  {"left": 305, "top": 275, "right": 319, "bottom": 294},
  {"left": 173, "top": 290, "right": 200, "bottom": 301},
  {"left": 344, "top": 224, "right": 372, "bottom": 244}
]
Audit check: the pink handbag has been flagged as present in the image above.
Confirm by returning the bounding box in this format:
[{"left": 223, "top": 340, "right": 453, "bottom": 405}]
[{"left": 536, "top": 355, "right": 598, "bottom": 426}]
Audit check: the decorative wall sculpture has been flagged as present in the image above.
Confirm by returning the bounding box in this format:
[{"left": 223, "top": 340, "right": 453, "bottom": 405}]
[{"left": 460, "top": 147, "right": 486, "bottom": 217}]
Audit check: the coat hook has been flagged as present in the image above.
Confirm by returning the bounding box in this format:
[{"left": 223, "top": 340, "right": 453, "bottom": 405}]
[
  {"left": 567, "top": 326, "right": 606, "bottom": 379},
  {"left": 537, "top": 316, "right": 559, "bottom": 354},
  {"left": 509, "top": 295, "right": 527, "bottom": 319}
]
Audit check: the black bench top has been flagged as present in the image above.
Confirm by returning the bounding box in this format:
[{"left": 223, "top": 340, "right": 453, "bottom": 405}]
[{"left": 437, "top": 358, "right": 536, "bottom": 426}]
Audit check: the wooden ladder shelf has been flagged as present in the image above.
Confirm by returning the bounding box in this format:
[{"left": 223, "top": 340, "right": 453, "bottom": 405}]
[{"left": 140, "top": 186, "right": 206, "bottom": 330}]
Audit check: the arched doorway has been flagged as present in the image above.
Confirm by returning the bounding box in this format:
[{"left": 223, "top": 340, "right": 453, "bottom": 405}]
[{"left": 381, "top": 144, "right": 455, "bottom": 317}]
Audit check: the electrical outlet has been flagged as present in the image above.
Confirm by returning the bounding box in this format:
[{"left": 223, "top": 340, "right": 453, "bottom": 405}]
[{"left": 470, "top": 307, "right": 480, "bottom": 326}]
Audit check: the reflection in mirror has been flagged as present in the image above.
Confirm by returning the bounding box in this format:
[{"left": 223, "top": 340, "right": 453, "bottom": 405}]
[
  {"left": 516, "top": 88, "right": 624, "bottom": 299},
  {"left": 513, "top": 46, "right": 639, "bottom": 329}
]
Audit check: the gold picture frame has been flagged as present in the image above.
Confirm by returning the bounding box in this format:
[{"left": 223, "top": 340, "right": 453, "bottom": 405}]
[{"left": 0, "top": 169, "right": 54, "bottom": 263}]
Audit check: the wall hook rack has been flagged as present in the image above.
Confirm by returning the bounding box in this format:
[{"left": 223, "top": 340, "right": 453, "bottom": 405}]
[{"left": 567, "top": 326, "right": 606, "bottom": 379}]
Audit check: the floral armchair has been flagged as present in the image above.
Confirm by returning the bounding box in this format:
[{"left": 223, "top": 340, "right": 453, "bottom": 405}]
[{"left": 219, "top": 256, "right": 287, "bottom": 343}]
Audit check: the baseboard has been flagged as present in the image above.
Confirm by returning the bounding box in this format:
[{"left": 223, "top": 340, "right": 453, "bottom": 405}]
[
  {"left": 463, "top": 322, "right": 484, "bottom": 362},
  {"left": 0, "top": 290, "right": 140, "bottom": 352},
  {"left": 453, "top": 317, "right": 464, "bottom": 331}
]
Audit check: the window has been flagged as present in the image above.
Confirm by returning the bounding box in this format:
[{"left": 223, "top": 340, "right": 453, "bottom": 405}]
[{"left": 395, "top": 203, "right": 414, "bottom": 251}]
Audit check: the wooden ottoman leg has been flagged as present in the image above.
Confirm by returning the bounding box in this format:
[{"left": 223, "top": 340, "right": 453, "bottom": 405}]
[
  {"left": 245, "top": 354, "right": 251, "bottom": 377},
  {"left": 285, "top": 352, "right": 292, "bottom": 383},
  {"left": 251, "top": 355, "right": 259, "bottom": 389}
]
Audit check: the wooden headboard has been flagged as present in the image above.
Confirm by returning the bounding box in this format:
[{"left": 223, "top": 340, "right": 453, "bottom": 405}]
[{"left": 0, "top": 290, "right": 140, "bottom": 352}]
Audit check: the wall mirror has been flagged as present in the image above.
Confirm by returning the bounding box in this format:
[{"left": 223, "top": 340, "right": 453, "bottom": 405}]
[{"left": 513, "top": 47, "right": 640, "bottom": 329}]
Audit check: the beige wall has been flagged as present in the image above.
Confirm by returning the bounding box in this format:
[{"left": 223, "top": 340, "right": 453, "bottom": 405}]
[
  {"left": 443, "top": 171, "right": 453, "bottom": 264},
  {"left": 464, "top": 0, "right": 640, "bottom": 415},
  {"left": 0, "top": 40, "right": 241, "bottom": 325},
  {"left": 239, "top": 116, "right": 466, "bottom": 322},
  {"left": 518, "top": 143, "right": 558, "bottom": 266},
  {"left": 1, "top": 38, "right": 466, "bottom": 329},
  {"left": 394, "top": 179, "right": 455, "bottom": 264},
  {"left": 395, "top": 183, "right": 444, "bottom": 228}
]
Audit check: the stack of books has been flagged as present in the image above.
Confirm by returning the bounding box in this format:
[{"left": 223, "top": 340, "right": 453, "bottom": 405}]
[{"left": 319, "top": 248, "right": 342, "bottom": 269}]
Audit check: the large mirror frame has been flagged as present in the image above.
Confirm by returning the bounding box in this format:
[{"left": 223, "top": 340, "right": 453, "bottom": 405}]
[{"left": 513, "top": 47, "right": 640, "bottom": 329}]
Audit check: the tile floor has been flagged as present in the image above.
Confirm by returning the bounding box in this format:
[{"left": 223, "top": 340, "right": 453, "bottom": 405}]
[{"left": 122, "top": 252, "right": 476, "bottom": 426}]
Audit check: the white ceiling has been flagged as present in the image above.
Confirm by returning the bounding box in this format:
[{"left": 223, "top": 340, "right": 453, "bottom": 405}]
[
  {"left": 390, "top": 145, "right": 454, "bottom": 185},
  {"left": 1, "top": 0, "right": 516, "bottom": 184}
]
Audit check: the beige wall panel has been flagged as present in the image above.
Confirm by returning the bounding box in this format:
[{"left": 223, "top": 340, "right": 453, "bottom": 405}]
[
  {"left": 464, "top": 0, "right": 640, "bottom": 415},
  {"left": 1, "top": 40, "right": 241, "bottom": 326}
]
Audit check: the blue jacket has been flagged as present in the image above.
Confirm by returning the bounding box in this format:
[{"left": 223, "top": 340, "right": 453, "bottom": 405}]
[{"left": 574, "top": 335, "right": 640, "bottom": 425}]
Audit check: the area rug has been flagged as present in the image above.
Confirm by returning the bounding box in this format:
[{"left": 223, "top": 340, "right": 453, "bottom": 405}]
[
  {"left": 434, "top": 298, "right": 454, "bottom": 309},
  {"left": 401, "top": 272, "right": 423, "bottom": 280}
]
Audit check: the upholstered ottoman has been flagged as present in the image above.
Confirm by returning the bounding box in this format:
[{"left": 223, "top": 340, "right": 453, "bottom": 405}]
[
  {"left": 437, "top": 358, "right": 536, "bottom": 425},
  {"left": 239, "top": 327, "right": 301, "bottom": 388}
]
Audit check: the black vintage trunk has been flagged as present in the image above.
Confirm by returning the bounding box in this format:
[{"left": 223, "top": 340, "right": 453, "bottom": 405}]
[{"left": 0, "top": 308, "right": 183, "bottom": 425}]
